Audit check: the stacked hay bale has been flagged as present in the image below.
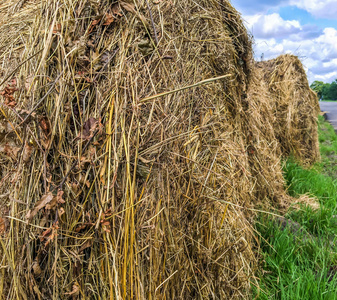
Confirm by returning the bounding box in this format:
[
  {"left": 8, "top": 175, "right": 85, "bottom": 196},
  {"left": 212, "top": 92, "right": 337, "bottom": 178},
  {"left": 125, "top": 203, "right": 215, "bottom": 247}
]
[
  {"left": 256, "top": 55, "right": 320, "bottom": 165},
  {"left": 0, "top": 1, "right": 318, "bottom": 299}
]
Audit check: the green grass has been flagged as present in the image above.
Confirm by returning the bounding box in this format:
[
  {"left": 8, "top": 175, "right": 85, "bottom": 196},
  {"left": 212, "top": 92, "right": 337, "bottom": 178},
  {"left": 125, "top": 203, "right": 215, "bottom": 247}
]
[
  {"left": 317, "top": 115, "right": 337, "bottom": 179},
  {"left": 253, "top": 115, "right": 337, "bottom": 299}
]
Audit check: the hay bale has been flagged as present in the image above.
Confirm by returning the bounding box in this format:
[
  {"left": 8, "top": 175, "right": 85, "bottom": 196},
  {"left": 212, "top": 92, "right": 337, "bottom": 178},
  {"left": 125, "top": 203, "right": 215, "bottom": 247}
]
[
  {"left": 245, "top": 68, "right": 289, "bottom": 208},
  {"left": 256, "top": 54, "right": 320, "bottom": 165},
  {"left": 0, "top": 0, "right": 257, "bottom": 298},
  {"left": 0, "top": 1, "right": 319, "bottom": 299}
]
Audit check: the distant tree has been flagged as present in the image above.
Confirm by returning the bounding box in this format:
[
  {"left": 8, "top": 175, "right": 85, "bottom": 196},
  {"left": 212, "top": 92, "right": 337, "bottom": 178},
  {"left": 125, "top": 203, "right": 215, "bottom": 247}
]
[
  {"left": 311, "top": 80, "right": 337, "bottom": 101},
  {"left": 310, "top": 81, "right": 325, "bottom": 99},
  {"left": 329, "top": 80, "right": 337, "bottom": 100}
]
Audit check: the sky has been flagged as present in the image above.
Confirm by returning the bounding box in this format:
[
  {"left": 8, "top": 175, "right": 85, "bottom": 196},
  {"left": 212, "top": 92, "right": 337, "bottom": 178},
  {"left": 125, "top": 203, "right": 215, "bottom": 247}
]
[{"left": 230, "top": 0, "right": 337, "bottom": 84}]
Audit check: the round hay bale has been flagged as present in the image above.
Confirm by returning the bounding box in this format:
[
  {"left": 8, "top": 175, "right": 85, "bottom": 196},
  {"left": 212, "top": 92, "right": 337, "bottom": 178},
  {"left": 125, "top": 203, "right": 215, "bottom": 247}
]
[
  {"left": 0, "top": 0, "right": 257, "bottom": 299},
  {"left": 256, "top": 54, "right": 320, "bottom": 165}
]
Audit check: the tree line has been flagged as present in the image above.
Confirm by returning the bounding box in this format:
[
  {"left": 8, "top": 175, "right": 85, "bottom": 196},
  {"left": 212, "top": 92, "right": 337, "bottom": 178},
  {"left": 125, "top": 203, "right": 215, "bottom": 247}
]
[{"left": 310, "top": 80, "right": 337, "bottom": 100}]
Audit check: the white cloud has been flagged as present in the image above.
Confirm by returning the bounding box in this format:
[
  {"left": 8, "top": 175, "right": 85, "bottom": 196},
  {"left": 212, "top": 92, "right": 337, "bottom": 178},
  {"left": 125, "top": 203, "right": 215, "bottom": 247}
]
[
  {"left": 291, "top": 0, "right": 337, "bottom": 19},
  {"left": 231, "top": 0, "right": 290, "bottom": 15},
  {"left": 246, "top": 14, "right": 337, "bottom": 83},
  {"left": 245, "top": 13, "right": 301, "bottom": 39},
  {"left": 232, "top": 0, "right": 337, "bottom": 19}
]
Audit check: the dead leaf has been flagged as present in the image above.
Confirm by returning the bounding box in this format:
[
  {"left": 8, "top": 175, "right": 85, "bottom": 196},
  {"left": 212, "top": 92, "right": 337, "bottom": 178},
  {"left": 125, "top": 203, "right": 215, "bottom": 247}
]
[
  {"left": 40, "top": 222, "right": 59, "bottom": 247},
  {"left": 0, "top": 142, "right": 20, "bottom": 160},
  {"left": 25, "top": 192, "right": 64, "bottom": 220},
  {"left": 103, "top": 13, "right": 114, "bottom": 25},
  {"left": 112, "top": 3, "right": 122, "bottom": 16},
  {"left": 31, "top": 260, "right": 42, "bottom": 277},
  {"left": 78, "top": 240, "right": 92, "bottom": 252},
  {"left": 58, "top": 207, "right": 65, "bottom": 217},
  {"left": 120, "top": 1, "right": 148, "bottom": 25},
  {"left": 75, "top": 118, "right": 99, "bottom": 141},
  {"left": 26, "top": 194, "right": 53, "bottom": 220},
  {"left": 22, "top": 144, "right": 33, "bottom": 163},
  {"left": 101, "top": 220, "right": 111, "bottom": 232},
  {"left": 0, "top": 78, "right": 17, "bottom": 107},
  {"left": 52, "top": 23, "right": 61, "bottom": 34},
  {"left": 1, "top": 86, "right": 17, "bottom": 107},
  {"left": 0, "top": 217, "right": 6, "bottom": 235},
  {"left": 75, "top": 224, "right": 87, "bottom": 233},
  {"left": 88, "top": 18, "right": 101, "bottom": 34},
  {"left": 45, "top": 190, "right": 65, "bottom": 210},
  {"left": 65, "top": 283, "right": 80, "bottom": 296},
  {"left": 39, "top": 117, "right": 51, "bottom": 137}
]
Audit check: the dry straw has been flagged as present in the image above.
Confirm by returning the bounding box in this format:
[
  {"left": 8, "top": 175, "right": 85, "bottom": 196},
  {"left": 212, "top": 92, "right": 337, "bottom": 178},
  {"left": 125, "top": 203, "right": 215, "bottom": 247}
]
[
  {"left": 256, "top": 55, "right": 320, "bottom": 165},
  {"left": 0, "top": 0, "right": 319, "bottom": 299}
]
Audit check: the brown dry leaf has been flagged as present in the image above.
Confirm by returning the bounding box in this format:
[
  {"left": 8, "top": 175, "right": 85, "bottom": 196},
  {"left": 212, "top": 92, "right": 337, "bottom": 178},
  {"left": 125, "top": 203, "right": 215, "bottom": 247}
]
[
  {"left": 0, "top": 78, "right": 18, "bottom": 107},
  {"left": 88, "top": 18, "right": 101, "bottom": 34},
  {"left": 103, "top": 13, "right": 114, "bottom": 25},
  {"left": 32, "top": 260, "right": 42, "bottom": 277},
  {"left": 112, "top": 3, "right": 122, "bottom": 16},
  {"left": 0, "top": 217, "right": 6, "bottom": 235},
  {"left": 58, "top": 207, "right": 65, "bottom": 217},
  {"left": 39, "top": 117, "right": 51, "bottom": 137},
  {"left": 65, "top": 283, "right": 80, "bottom": 296},
  {"left": 45, "top": 190, "right": 65, "bottom": 210},
  {"left": 75, "top": 224, "right": 87, "bottom": 233},
  {"left": 76, "top": 118, "right": 98, "bottom": 141},
  {"left": 26, "top": 193, "right": 54, "bottom": 220},
  {"left": 120, "top": 1, "right": 148, "bottom": 25},
  {"left": 1, "top": 86, "right": 17, "bottom": 107},
  {"left": 0, "top": 142, "right": 20, "bottom": 160},
  {"left": 40, "top": 223, "right": 59, "bottom": 246},
  {"left": 52, "top": 23, "right": 61, "bottom": 34},
  {"left": 101, "top": 221, "right": 111, "bottom": 232},
  {"left": 22, "top": 144, "right": 33, "bottom": 163},
  {"left": 56, "top": 190, "right": 65, "bottom": 203},
  {"left": 78, "top": 240, "right": 92, "bottom": 252}
]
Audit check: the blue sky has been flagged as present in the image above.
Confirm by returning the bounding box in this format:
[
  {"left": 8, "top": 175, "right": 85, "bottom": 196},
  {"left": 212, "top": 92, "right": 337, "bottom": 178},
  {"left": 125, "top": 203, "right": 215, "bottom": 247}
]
[{"left": 230, "top": 0, "right": 337, "bottom": 83}]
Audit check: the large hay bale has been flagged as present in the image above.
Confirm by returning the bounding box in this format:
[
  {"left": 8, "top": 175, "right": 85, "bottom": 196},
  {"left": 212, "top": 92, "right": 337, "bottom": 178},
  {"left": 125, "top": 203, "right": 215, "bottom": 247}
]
[
  {"left": 0, "top": 1, "right": 257, "bottom": 299},
  {"left": 256, "top": 55, "right": 320, "bottom": 165},
  {"left": 0, "top": 1, "right": 319, "bottom": 299}
]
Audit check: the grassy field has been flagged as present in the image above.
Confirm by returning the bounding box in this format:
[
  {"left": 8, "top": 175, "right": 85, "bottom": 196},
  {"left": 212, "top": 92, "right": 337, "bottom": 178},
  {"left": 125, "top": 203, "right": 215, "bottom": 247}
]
[{"left": 253, "top": 115, "right": 337, "bottom": 299}]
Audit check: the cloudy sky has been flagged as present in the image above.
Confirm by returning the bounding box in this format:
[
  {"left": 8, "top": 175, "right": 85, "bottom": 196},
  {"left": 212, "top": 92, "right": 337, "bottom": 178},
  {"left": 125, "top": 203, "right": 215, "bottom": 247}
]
[{"left": 230, "top": 0, "right": 337, "bottom": 84}]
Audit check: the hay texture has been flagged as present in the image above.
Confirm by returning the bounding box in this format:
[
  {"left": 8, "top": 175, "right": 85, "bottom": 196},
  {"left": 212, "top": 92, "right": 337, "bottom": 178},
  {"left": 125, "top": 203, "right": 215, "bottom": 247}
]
[
  {"left": 0, "top": 1, "right": 257, "bottom": 299},
  {"left": 0, "top": 1, "right": 318, "bottom": 299},
  {"left": 256, "top": 55, "right": 320, "bottom": 165}
]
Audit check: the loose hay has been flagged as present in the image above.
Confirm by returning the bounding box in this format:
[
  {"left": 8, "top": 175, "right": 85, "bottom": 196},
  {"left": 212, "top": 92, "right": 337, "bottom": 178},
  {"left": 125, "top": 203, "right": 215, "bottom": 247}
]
[{"left": 0, "top": 1, "right": 319, "bottom": 299}]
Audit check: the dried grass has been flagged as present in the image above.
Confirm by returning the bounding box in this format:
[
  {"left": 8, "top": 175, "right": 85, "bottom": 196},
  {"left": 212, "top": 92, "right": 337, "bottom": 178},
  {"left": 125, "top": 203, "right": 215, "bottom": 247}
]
[
  {"left": 0, "top": 1, "right": 319, "bottom": 299},
  {"left": 256, "top": 55, "right": 320, "bottom": 165}
]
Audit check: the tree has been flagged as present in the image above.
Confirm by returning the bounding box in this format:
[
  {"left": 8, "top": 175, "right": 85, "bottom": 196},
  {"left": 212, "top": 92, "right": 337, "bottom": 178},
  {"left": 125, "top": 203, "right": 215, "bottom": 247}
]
[
  {"left": 311, "top": 80, "right": 337, "bottom": 100},
  {"left": 328, "top": 80, "right": 337, "bottom": 100},
  {"left": 310, "top": 81, "right": 325, "bottom": 99}
]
